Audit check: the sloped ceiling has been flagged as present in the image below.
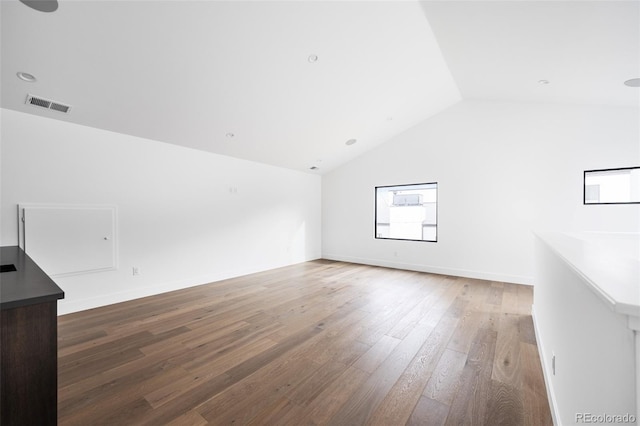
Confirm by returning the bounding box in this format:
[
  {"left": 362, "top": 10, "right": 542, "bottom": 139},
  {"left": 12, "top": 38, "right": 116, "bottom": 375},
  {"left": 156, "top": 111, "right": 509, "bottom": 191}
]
[
  {"left": 1, "top": 1, "right": 638, "bottom": 174},
  {"left": 422, "top": 1, "right": 640, "bottom": 107}
]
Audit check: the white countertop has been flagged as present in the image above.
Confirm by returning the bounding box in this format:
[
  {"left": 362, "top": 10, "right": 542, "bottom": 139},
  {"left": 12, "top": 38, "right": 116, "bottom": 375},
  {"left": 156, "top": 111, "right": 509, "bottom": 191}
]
[{"left": 535, "top": 231, "right": 640, "bottom": 319}]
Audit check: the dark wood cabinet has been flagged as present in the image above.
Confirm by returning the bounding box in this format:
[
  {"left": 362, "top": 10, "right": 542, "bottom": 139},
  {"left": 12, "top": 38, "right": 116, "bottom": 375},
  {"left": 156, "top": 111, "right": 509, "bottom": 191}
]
[{"left": 1, "top": 246, "right": 64, "bottom": 426}]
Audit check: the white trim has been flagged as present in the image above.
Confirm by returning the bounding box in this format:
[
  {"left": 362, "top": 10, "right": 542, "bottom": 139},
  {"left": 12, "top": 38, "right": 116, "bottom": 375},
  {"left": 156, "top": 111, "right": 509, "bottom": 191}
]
[
  {"left": 322, "top": 253, "right": 532, "bottom": 285},
  {"left": 532, "top": 305, "right": 561, "bottom": 426},
  {"left": 58, "top": 274, "right": 214, "bottom": 315},
  {"left": 57, "top": 258, "right": 320, "bottom": 315}
]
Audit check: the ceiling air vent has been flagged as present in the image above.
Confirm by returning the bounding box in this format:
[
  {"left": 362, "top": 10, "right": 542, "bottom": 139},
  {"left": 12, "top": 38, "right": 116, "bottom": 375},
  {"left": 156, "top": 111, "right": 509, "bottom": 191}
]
[{"left": 25, "top": 94, "right": 71, "bottom": 114}]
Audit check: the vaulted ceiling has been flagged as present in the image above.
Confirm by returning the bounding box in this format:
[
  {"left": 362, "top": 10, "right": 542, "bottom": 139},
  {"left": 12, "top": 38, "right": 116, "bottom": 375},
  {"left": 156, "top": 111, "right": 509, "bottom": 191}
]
[{"left": 2, "top": 1, "right": 638, "bottom": 174}]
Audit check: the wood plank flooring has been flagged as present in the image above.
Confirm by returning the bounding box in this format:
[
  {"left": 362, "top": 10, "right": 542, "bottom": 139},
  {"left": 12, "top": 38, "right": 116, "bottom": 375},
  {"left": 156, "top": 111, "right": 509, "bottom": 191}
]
[{"left": 57, "top": 260, "right": 553, "bottom": 425}]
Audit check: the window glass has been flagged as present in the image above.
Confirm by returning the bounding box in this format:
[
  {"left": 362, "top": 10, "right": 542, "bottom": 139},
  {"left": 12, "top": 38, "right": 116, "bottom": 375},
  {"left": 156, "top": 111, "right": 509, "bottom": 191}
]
[
  {"left": 584, "top": 167, "right": 640, "bottom": 204},
  {"left": 375, "top": 183, "right": 437, "bottom": 242}
]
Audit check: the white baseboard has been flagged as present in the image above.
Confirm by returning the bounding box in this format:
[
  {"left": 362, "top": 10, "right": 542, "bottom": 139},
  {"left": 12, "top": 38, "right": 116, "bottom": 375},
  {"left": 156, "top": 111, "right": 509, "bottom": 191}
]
[
  {"left": 59, "top": 255, "right": 530, "bottom": 315},
  {"left": 532, "top": 305, "right": 562, "bottom": 426},
  {"left": 57, "top": 276, "right": 212, "bottom": 315},
  {"left": 322, "top": 253, "right": 532, "bottom": 285},
  {"left": 57, "top": 258, "right": 320, "bottom": 315}
]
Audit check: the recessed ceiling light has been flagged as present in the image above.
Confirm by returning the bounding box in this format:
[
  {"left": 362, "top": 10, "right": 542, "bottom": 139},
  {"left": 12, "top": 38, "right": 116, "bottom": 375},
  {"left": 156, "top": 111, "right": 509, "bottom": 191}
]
[
  {"left": 308, "top": 54, "right": 318, "bottom": 63},
  {"left": 345, "top": 139, "right": 357, "bottom": 146},
  {"left": 538, "top": 79, "right": 550, "bottom": 85},
  {"left": 225, "top": 133, "right": 235, "bottom": 139},
  {"left": 624, "top": 78, "right": 640, "bottom": 87},
  {"left": 17, "top": 72, "right": 37, "bottom": 82}
]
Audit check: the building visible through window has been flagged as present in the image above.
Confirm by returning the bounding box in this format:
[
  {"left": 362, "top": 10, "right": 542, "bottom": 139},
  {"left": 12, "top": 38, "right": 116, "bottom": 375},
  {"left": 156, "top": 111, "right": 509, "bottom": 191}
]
[
  {"left": 375, "top": 183, "right": 437, "bottom": 242},
  {"left": 584, "top": 167, "right": 640, "bottom": 204}
]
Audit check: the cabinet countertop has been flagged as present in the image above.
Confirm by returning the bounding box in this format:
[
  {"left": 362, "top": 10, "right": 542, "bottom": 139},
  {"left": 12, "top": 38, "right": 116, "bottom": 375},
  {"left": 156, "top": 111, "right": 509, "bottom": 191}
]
[{"left": 0, "top": 246, "right": 64, "bottom": 310}]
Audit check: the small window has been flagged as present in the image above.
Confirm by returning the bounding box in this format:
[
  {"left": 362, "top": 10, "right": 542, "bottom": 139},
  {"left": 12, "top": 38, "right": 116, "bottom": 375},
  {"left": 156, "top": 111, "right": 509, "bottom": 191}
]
[
  {"left": 375, "top": 183, "right": 437, "bottom": 242},
  {"left": 584, "top": 167, "right": 640, "bottom": 204}
]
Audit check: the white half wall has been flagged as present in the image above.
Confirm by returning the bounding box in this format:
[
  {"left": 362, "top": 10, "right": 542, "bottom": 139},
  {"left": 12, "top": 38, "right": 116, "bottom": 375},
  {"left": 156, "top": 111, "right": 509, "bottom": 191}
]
[
  {"left": 1, "top": 109, "right": 321, "bottom": 314},
  {"left": 533, "top": 233, "right": 638, "bottom": 426},
  {"left": 322, "top": 100, "right": 640, "bottom": 284}
]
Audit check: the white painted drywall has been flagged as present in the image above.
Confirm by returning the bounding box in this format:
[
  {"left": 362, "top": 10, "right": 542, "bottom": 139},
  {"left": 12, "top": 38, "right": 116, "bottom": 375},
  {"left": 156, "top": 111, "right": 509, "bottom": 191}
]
[
  {"left": 322, "top": 100, "right": 640, "bottom": 284},
  {"left": 533, "top": 234, "right": 637, "bottom": 426},
  {"left": 0, "top": 109, "right": 321, "bottom": 314}
]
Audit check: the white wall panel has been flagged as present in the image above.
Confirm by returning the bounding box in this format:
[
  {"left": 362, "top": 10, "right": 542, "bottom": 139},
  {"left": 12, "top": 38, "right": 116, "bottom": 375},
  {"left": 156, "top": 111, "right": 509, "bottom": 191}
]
[{"left": 20, "top": 204, "right": 117, "bottom": 276}]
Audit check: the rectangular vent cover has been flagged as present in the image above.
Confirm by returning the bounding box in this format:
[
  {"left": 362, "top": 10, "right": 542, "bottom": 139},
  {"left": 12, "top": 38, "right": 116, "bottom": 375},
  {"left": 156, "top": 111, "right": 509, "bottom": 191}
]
[{"left": 25, "top": 94, "right": 71, "bottom": 114}]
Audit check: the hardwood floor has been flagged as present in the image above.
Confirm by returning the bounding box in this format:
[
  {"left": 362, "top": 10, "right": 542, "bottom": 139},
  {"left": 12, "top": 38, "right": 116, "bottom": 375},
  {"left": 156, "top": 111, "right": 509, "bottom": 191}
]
[{"left": 57, "top": 260, "right": 553, "bottom": 425}]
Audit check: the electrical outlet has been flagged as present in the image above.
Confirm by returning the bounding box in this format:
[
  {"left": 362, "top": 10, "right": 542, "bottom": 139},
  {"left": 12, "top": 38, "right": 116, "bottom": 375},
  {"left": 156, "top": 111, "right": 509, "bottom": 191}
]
[{"left": 133, "top": 266, "right": 140, "bottom": 276}]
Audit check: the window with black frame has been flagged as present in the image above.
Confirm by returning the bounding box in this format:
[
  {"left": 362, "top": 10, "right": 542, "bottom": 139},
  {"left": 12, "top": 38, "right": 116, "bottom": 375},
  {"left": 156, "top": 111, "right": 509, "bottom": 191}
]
[
  {"left": 584, "top": 167, "right": 640, "bottom": 204},
  {"left": 375, "top": 183, "right": 437, "bottom": 242}
]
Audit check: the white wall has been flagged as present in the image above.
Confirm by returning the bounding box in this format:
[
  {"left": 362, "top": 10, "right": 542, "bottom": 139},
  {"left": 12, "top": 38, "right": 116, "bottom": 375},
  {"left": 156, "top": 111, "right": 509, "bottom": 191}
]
[
  {"left": 322, "top": 100, "right": 640, "bottom": 284},
  {"left": 533, "top": 234, "right": 637, "bottom": 425},
  {"left": 1, "top": 109, "right": 321, "bottom": 314}
]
